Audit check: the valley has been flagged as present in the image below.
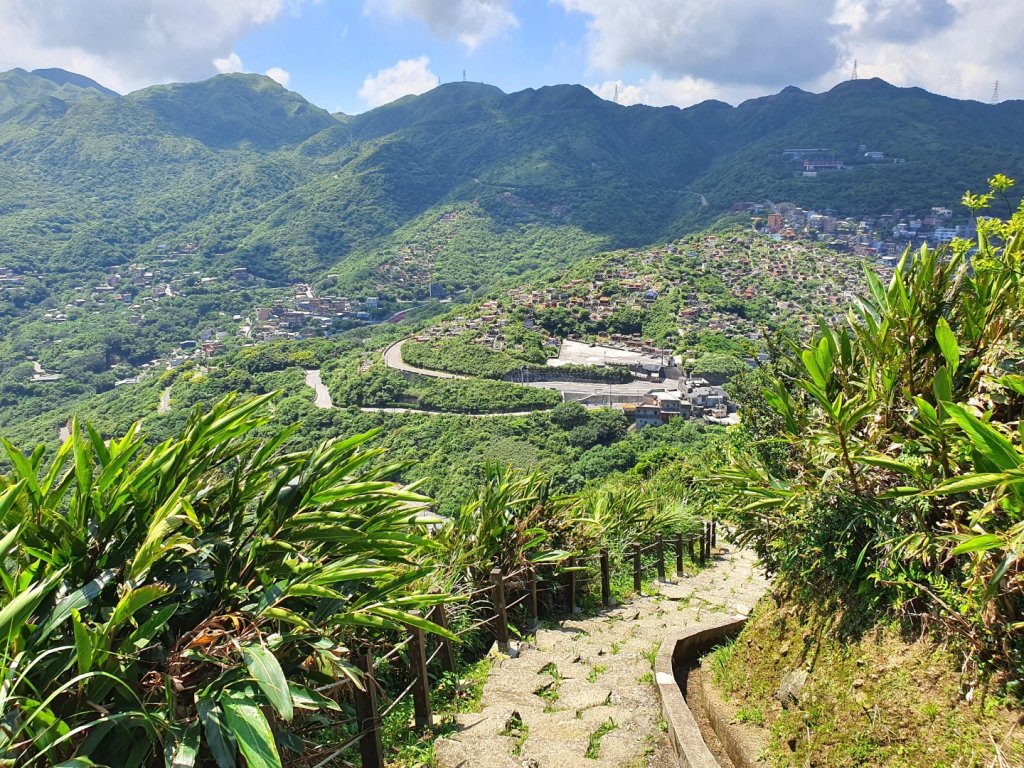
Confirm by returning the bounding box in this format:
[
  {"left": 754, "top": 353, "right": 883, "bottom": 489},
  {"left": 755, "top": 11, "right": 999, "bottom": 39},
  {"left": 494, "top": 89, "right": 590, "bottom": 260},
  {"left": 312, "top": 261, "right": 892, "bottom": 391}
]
[{"left": 1, "top": 61, "right": 1023, "bottom": 768}]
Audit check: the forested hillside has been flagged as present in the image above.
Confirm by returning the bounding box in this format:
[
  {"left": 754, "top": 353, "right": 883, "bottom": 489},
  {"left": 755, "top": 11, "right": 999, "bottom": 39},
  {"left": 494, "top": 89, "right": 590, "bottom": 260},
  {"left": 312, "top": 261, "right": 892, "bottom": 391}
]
[{"left": 2, "top": 67, "right": 1023, "bottom": 297}]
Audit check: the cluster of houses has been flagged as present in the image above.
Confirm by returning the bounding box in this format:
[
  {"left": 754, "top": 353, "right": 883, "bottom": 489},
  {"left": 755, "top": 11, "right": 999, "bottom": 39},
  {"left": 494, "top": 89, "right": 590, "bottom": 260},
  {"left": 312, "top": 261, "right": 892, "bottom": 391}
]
[
  {"left": 239, "top": 285, "right": 381, "bottom": 342},
  {"left": 627, "top": 375, "right": 737, "bottom": 428},
  {"left": 42, "top": 243, "right": 221, "bottom": 327},
  {"left": 781, "top": 146, "right": 906, "bottom": 178},
  {"left": 736, "top": 199, "right": 975, "bottom": 267},
  {"left": 359, "top": 208, "right": 468, "bottom": 300},
  {"left": 0, "top": 267, "right": 27, "bottom": 291}
]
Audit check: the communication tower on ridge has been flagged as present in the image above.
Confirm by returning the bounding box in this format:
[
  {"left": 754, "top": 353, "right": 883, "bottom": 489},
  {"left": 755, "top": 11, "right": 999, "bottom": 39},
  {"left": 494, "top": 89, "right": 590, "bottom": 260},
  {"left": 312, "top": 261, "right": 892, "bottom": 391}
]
[
  {"left": 613, "top": 84, "right": 619, "bottom": 104},
  {"left": 851, "top": 59, "right": 858, "bottom": 81},
  {"left": 991, "top": 81, "right": 1000, "bottom": 105}
]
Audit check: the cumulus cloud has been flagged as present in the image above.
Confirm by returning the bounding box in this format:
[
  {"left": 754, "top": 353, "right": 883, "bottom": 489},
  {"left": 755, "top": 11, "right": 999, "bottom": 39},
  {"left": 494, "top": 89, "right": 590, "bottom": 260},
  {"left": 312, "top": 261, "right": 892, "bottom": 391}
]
[
  {"left": 265, "top": 66, "right": 291, "bottom": 87},
  {"left": 589, "top": 77, "right": 764, "bottom": 109},
  {"left": 358, "top": 56, "right": 438, "bottom": 108},
  {"left": 0, "top": 0, "right": 297, "bottom": 93},
  {"left": 365, "top": 0, "right": 517, "bottom": 50},
  {"left": 213, "top": 52, "right": 244, "bottom": 74},
  {"left": 559, "top": 0, "right": 841, "bottom": 86},
  {"left": 562, "top": 0, "right": 1023, "bottom": 105},
  {"left": 833, "top": 0, "right": 958, "bottom": 44}
]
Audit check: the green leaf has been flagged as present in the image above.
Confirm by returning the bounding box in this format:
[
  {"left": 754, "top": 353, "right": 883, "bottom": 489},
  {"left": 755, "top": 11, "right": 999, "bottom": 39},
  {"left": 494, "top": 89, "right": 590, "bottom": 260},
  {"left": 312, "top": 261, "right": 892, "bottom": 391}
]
[
  {"left": 221, "top": 690, "right": 282, "bottom": 768},
  {"left": 0, "top": 565, "right": 68, "bottom": 640},
  {"left": 165, "top": 723, "right": 200, "bottom": 768},
  {"left": 107, "top": 585, "right": 171, "bottom": 633},
  {"left": 952, "top": 534, "right": 1003, "bottom": 555},
  {"left": 287, "top": 682, "right": 342, "bottom": 712},
  {"left": 197, "top": 698, "right": 236, "bottom": 768},
  {"left": 935, "top": 318, "right": 960, "bottom": 374},
  {"left": 242, "top": 644, "right": 294, "bottom": 722}
]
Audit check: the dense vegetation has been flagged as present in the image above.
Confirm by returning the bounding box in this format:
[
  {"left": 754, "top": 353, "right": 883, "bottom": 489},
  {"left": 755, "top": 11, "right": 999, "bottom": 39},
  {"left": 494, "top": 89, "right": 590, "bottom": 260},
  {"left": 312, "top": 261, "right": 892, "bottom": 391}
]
[
  {"left": 716, "top": 177, "right": 1024, "bottom": 762},
  {"left": 0, "top": 387, "right": 716, "bottom": 765}
]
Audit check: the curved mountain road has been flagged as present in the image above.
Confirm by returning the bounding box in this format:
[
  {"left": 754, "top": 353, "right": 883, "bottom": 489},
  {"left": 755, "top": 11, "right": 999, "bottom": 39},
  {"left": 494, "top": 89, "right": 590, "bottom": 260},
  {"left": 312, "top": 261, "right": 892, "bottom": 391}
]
[{"left": 382, "top": 340, "right": 469, "bottom": 379}]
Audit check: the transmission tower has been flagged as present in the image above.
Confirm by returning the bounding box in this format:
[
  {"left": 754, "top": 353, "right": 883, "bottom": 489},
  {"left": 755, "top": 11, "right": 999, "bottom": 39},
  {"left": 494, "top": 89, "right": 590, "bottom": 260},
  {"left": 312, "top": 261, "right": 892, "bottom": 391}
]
[
  {"left": 851, "top": 59, "right": 858, "bottom": 81},
  {"left": 990, "top": 81, "right": 1000, "bottom": 104},
  {"left": 613, "top": 83, "right": 619, "bottom": 104}
]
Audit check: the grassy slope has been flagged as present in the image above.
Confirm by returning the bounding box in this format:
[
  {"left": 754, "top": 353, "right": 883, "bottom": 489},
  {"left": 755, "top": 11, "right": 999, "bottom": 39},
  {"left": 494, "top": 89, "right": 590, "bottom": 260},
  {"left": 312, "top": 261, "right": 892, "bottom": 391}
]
[{"left": 712, "top": 596, "right": 1024, "bottom": 767}]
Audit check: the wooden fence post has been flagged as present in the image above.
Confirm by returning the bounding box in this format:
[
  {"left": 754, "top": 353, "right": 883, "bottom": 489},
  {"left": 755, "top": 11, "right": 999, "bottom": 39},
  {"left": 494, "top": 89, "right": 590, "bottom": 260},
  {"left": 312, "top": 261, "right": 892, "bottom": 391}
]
[
  {"left": 711, "top": 518, "right": 717, "bottom": 549},
  {"left": 527, "top": 564, "right": 539, "bottom": 628},
  {"left": 354, "top": 648, "right": 384, "bottom": 768},
  {"left": 632, "top": 546, "right": 642, "bottom": 593},
  {"left": 656, "top": 534, "right": 666, "bottom": 583},
  {"left": 687, "top": 535, "right": 696, "bottom": 567},
  {"left": 674, "top": 533, "right": 684, "bottom": 577},
  {"left": 406, "top": 619, "right": 433, "bottom": 730},
  {"left": 566, "top": 555, "right": 577, "bottom": 614},
  {"left": 698, "top": 528, "right": 707, "bottom": 566},
  {"left": 600, "top": 548, "right": 611, "bottom": 608},
  {"left": 491, "top": 567, "right": 510, "bottom": 653},
  {"left": 703, "top": 521, "right": 712, "bottom": 563},
  {"left": 429, "top": 604, "right": 457, "bottom": 675}
]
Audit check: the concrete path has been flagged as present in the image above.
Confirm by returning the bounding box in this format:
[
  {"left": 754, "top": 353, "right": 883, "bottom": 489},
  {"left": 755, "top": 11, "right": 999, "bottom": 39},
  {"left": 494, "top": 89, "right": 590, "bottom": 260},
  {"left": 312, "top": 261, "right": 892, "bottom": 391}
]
[
  {"left": 435, "top": 545, "right": 768, "bottom": 768},
  {"left": 304, "top": 369, "right": 334, "bottom": 409},
  {"left": 158, "top": 387, "right": 172, "bottom": 414}
]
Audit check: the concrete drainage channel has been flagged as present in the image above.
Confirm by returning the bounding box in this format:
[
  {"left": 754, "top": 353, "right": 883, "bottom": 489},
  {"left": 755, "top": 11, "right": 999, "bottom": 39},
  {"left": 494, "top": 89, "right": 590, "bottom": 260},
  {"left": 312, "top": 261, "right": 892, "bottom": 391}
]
[{"left": 654, "top": 616, "right": 763, "bottom": 768}]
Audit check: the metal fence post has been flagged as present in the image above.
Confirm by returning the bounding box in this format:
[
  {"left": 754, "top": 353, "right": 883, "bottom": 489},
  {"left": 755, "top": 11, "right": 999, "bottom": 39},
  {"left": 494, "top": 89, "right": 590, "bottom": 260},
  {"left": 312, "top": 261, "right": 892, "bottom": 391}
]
[
  {"left": 656, "top": 534, "right": 666, "bottom": 583},
  {"left": 491, "top": 567, "right": 510, "bottom": 653},
  {"left": 632, "top": 546, "right": 642, "bottom": 593},
  {"left": 429, "top": 603, "right": 457, "bottom": 675},
  {"left": 527, "top": 564, "right": 539, "bottom": 628},
  {"left": 406, "top": 619, "right": 433, "bottom": 730},
  {"left": 600, "top": 548, "right": 611, "bottom": 608},
  {"left": 354, "top": 648, "right": 384, "bottom": 768},
  {"left": 566, "top": 555, "right": 577, "bottom": 614}
]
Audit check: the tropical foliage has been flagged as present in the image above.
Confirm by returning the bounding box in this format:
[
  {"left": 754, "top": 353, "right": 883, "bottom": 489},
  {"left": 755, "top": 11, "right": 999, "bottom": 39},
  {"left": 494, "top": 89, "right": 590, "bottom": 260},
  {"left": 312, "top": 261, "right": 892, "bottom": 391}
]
[
  {"left": 0, "top": 394, "right": 446, "bottom": 766},
  {"left": 719, "top": 176, "right": 1024, "bottom": 681}
]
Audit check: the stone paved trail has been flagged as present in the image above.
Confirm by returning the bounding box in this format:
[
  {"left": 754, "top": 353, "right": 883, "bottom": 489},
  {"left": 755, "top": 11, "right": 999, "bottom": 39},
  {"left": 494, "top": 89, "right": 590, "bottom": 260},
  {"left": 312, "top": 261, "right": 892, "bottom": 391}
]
[{"left": 435, "top": 546, "right": 768, "bottom": 768}]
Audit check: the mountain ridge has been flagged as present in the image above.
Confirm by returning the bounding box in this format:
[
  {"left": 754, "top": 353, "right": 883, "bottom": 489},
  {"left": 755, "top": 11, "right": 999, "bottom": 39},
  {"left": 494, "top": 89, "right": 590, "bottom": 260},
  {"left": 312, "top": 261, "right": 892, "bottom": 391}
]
[{"left": 0, "top": 67, "right": 1022, "bottom": 292}]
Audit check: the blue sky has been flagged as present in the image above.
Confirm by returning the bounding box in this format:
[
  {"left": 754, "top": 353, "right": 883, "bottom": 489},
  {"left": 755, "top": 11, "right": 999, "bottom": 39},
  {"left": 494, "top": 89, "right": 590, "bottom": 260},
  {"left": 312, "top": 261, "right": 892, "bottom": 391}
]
[
  {"left": 234, "top": 2, "right": 594, "bottom": 113},
  {"left": 0, "top": 1, "right": 1019, "bottom": 112}
]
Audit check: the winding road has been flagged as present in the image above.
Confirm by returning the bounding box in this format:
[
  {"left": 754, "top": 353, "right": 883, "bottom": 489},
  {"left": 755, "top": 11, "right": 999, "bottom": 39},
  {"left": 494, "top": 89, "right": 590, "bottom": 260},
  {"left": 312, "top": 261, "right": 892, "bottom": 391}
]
[
  {"left": 303, "top": 370, "right": 334, "bottom": 408},
  {"left": 381, "top": 340, "right": 468, "bottom": 379}
]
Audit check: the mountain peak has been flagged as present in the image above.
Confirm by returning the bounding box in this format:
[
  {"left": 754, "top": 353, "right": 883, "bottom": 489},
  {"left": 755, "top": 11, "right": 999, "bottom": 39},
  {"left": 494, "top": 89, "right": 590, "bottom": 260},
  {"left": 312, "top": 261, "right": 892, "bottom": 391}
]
[{"left": 31, "top": 68, "right": 118, "bottom": 96}]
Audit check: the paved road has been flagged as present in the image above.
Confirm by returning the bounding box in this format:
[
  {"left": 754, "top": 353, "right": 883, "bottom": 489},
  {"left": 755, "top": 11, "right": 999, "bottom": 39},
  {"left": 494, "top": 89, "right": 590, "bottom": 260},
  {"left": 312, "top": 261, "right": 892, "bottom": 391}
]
[
  {"left": 158, "top": 387, "right": 172, "bottom": 414},
  {"left": 382, "top": 338, "right": 674, "bottom": 401},
  {"left": 382, "top": 340, "right": 468, "bottom": 379},
  {"left": 303, "top": 369, "right": 334, "bottom": 408},
  {"left": 303, "top": 364, "right": 548, "bottom": 417}
]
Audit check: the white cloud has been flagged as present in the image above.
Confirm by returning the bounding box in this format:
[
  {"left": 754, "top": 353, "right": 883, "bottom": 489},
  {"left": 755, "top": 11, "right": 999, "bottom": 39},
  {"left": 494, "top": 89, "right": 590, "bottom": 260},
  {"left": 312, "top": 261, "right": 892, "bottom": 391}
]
[
  {"left": 213, "top": 52, "right": 244, "bottom": 74},
  {"left": 0, "top": 0, "right": 300, "bottom": 93},
  {"left": 562, "top": 0, "right": 1024, "bottom": 104},
  {"left": 559, "top": 0, "right": 840, "bottom": 86},
  {"left": 359, "top": 56, "right": 438, "bottom": 108},
  {"left": 365, "top": 0, "right": 517, "bottom": 50},
  {"left": 265, "top": 66, "right": 291, "bottom": 87},
  {"left": 589, "top": 77, "right": 764, "bottom": 109}
]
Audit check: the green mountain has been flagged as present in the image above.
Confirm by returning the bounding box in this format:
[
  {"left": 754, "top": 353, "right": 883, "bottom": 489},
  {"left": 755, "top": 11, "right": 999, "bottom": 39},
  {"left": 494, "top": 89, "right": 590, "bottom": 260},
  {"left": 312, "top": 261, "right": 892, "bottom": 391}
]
[{"left": 0, "top": 68, "right": 1022, "bottom": 295}]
